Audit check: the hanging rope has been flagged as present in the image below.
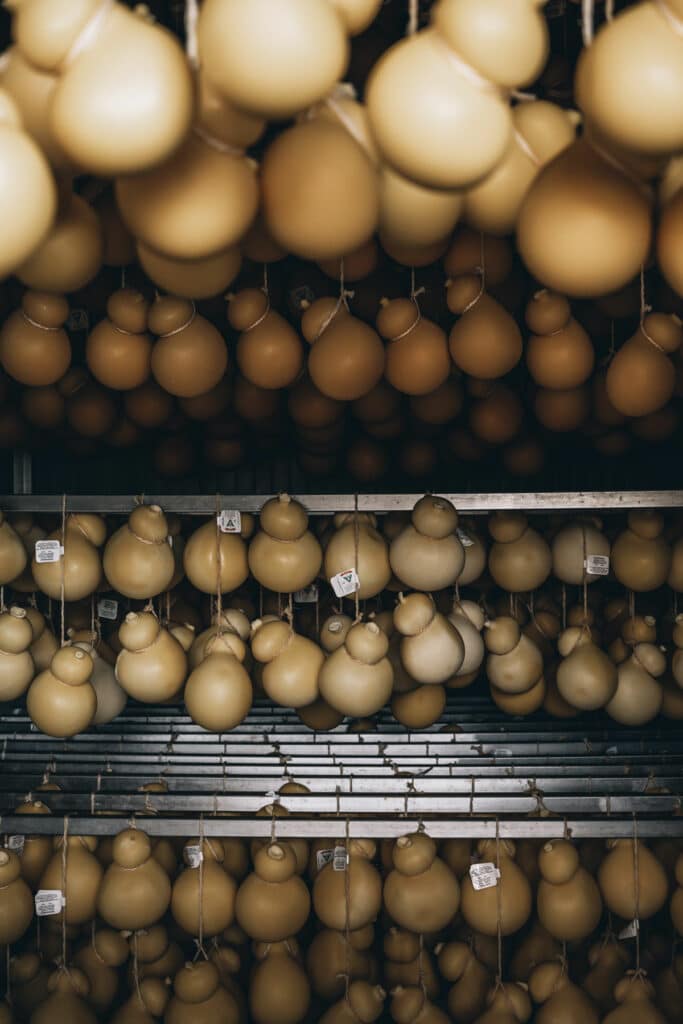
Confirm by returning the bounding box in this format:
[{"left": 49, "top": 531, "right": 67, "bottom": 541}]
[
  {"left": 343, "top": 817, "right": 352, "bottom": 1002},
  {"left": 60, "top": 817, "right": 69, "bottom": 972},
  {"left": 639, "top": 266, "right": 665, "bottom": 353},
  {"left": 632, "top": 814, "right": 642, "bottom": 972},
  {"left": 407, "top": 0, "right": 419, "bottom": 35},
  {"left": 195, "top": 816, "right": 208, "bottom": 961},
  {"left": 353, "top": 494, "right": 361, "bottom": 623},
  {"left": 132, "top": 930, "right": 143, "bottom": 1003},
  {"left": 314, "top": 259, "right": 354, "bottom": 341},
  {"left": 60, "top": 495, "right": 66, "bottom": 647},
  {"left": 214, "top": 495, "right": 223, "bottom": 634},
  {"left": 184, "top": 0, "right": 199, "bottom": 68},
  {"left": 581, "top": 0, "right": 594, "bottom": 46}
]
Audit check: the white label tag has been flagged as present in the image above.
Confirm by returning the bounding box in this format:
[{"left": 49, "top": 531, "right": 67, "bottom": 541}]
[
  {"left": 619, "top": 919, "right": 639, "bottom": 939},
  {"left": 35, "top": 890, "right": 64, "bottom": 916},
  {"left": 316, "top": 849, "right": 334, "bottom": 870},
  {"left": 218, "top": 510, "right": 241, "bottom": 534},
  {"left": 35, "top": 540, "right": 64, "bottom": 564},
  {"left": 469, "top": 862, "right": 500, "bottom": 890},
  {"left": 456, "top": 528, "right": 475, "bottom": 548},
  {"left": 333, "top": 846, "right": 349, "bottom": 871},
  {"left": 295, "top": 584, "right": 319, "bottom": 604},
  {"left": 585, "top": 555, "right": 609, "bottom": 576},
  {"left": 184, "top": 845, "right": 203, "bottom": 868},
  {"left": 97, "top": 598, "right": 118, "bottom": 621},
  {"left": 67, "top": 309, "right": 89, "bottom": 332},
  {"left": 7, "top": 835, "right": 24, "bottom": 855},
  {"left": 330, "top": 569, "right": 360, "bottom": 598}
]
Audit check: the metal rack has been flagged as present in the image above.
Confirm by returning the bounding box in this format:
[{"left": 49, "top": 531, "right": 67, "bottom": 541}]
[
  {"left": 0, "top": 700, "right": 681, "bottom": 838},
  {"left": 3, "top": 490, "right": 683, "bottom": 514},
  {"left": 2, "top": 490, "right": 683, "bottom": 840}
]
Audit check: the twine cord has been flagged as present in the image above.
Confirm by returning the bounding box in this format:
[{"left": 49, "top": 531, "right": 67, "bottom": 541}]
[
  {"left": 185, "top": 0, "right": 199, "bottom": 67},
  {"left": 22, "top": 313, "right": 60, "bottom": 332},
  {"left": 353, "top": 495, "right": 361, "bottom": 623},
  {"left": 407, "top": 0, "right": 418, "bottom": 35},
  {"left": 582, "top": 0, "right": 594, "bottom": 46},
  {"left": 62, "top": 0, "right": 114, "bottom": 69},
  {"left": 158, "top": 303, "right": 196, "bottom": 338},
  {"left": 242, "top": 265, "right": 271, "bottom": 332},
  {"left": 214, "top": 496, "right": 223, "bottom": 635},
  {"left": 60, "top": 816, "right": 69, "bottom": 973},
  {"left": 314, "top": 260, "right": 354, "bottom": 341},
  {"left": 654, "top": 0, "right": 683, "bottom": 35},
  {"left": 344, "top": 817, "right": 351, "bottom": 1002},
  {"left": 388, "top": 268, "right": 427, "bottom": 342},
  {"left": 632, "top": 815, "right": 641, "bottom": 971},
  {"left": 195, "top": 815, "right": 208, "bottom": 960},
  {"left": 639, "top": 267, "right": 666, "bottom": 353},
  {"left": 60, "top": 495, "right": 66, "bottom": 647},
  {"left": 132, "top": 931, "right": 143, "bottom": 1003}
]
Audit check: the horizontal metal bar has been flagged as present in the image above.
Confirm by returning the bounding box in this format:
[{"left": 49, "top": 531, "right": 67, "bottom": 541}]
[
  {"left": 3, "top": 817, "right": 682, "bottom": 839},
  {"left": 2, "top": 491, "right": 683, "bottom": 515},
  {"left": 11, "top": 792, "right": 681, "bottom": 815},
  {"left": 3, "top": 775, "right": 678, "bottom": 796}
]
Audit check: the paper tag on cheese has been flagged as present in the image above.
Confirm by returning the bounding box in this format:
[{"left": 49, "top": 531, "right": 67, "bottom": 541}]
[
  {"left": 7, "top": 835, "right": 24, "bottom": 855},
  {"left": 35, "top": 890, "right": 64, "bottom": 916},
  {"left": 35, "top": 540, "right": 64, "bottom": 564},
  {"left": 184, "top": 845, "right": 203, "bottom": 868},
  {"left": 295, "top": 584, "right": 319, "bottom": 604},
  {"left": 585, "top": 554, "right": 609, "bottom": 576},
  {"left": 97, "top": 598, "right": 118, "bottom": 621},
  {"left": 316, "top": 849, "right": 334, "bottom": 870},
  {"left": 67, "top": 309, "right": 89, "bottom": 332},
  {"left": 456, "top": 528, "right": 475, "bottom": 548},
  {"left": 333, "top": 846, "right": 349, "bottom": 871},
  {"left": 330, "top": 569, "right": 360, "bottom": 598},
  {"left": 217, "top": 510, "right": 241, "bottom": 534},
  {"left": 618, "top": 919, "right": 639, "bottom": 939},
  {"left": 469, "top": 862, "right": 500, "bottom": 890}
]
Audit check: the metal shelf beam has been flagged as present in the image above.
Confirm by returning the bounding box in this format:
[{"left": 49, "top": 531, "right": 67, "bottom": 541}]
[{"left": 2, "top": 491, "right": 683, "bottom": 515}]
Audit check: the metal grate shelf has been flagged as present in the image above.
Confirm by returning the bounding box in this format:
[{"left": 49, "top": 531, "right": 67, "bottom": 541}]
[{"left": 0, "top": 700, "right": 681, "bottom": 838}]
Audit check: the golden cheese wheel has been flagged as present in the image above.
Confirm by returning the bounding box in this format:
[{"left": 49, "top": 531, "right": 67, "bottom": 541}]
[
  {"left": 0, "top": 90, "right": 56, "bottom": 279},
  {"left": 17, "top": 192, "right": 103, "bottom": 294},
  {"left": 658, "top": 188, "right": 683, "bottom": 298},
  {"left": 611, "top": 519, "right": 671, "bottom": 592},
  {"left": 229, "top": 289, "right": 304, "bottom": 390},
  {"left": 379, "top": 165, "right": 463, "bottom": 248},
  {"left": 391, "top": 684, "right": 446, "bottom": 728},
  {"left": 252, "top": 620, "right": 323, "bottom": 708},
  {"left": 308, "top": 307, "right": 385, "bottom": 401},
  {"left": 27, "top": 646, "right": 97, "bottom": 738},
  {"left": 378, "top": 299, "right": 450, "bottom": 396},
  {"left": 137, "top": 243, "right": 242, "bottom": 300},
  {"left": 319, "top": 622, "right": 393, "bottom": 716},
  {"left": 14, "top": 0, "right": 193, "bottom": 175},
  {"left": 86, "top": 289, "right": 152, "bottom": 391},
  {"left": 0, "top": 48, "right": 70, "bottom": 171},
  {"left": 0, "top": 850, "right": 33, "bottom": 944},
  {"left": 324, "top": 515, "right": 391, "bottom": 599},
  {"left": 262, "top": 119, "right": 379, "bottom": 262},
  {"left": 249, "top": 495, "right": 322, "bottom": 593},
  {"left": 314, "top": 853, "right": 382, "bottom": 931},
  {"left": 366, "top": 29, "right": 512, "bottom": 190},
  {"left": 448, "top": 280, "right": 522, "bottom": 379},
  {"left": 124, "top": 381, "right": 173, "bottom": 429},
  {"left": 490, "top": 673, "right": 546, "bottom": 714},
  {"left": 606, "top": 314, "right": 681, "bottom": 417},
  {"left": 461, "top": 839, "right": 532, "bottom": 936},
  {"left": 444, "top": 228, "right": 513, "bottom": 285},
  {"left": 469, "top": 386, "right": 523, "bottom": 444},
  {"left": 575, "top": 1, "right": 683, "bottom": 158},
  {"left": 598, "top": 839, "right": 668, "bottom": 920},
  {"left": 97, "top": 829, "right": 171, "bottom": 930},
  {"left": 517, "top": 139, "right": 652, "bottom": 298},
  {"left": 185, "top": 643, "right": 253, "bottom": 732},
  {"left": 384, "top": 846, "right": 459, "bottom": 933},
  {"left": 116, "top": 612, "right": 187, "bottom": 703},
  {"left": 535, "top": 385, "right": 590, "bottom": 432},
  {"left": 40, "top": 837, "right": 102, "bottom": 925},
  {"left": 183, "top": 520, "right": 248, "bottom": 595},
  {"left": 171, "top": 844, "right": 236, "bottom": 938},
  {"left": 526, "top": 311, "right": 595, "bottom": 390},
  {"left": 22, "top": 385, "right": 62, "bottom": 428},
  {"left": 149, "top": 298, "right": 228, "bottom": 399},
  {"left": 1, "top": 292, "right": 71, "bottom": 387},
  {"left": 307, "top": 929, "right": 373, "bottom": 1000},
  {"left": 298, "top": 697, "right": 344, "bottom": 731},
  {"left": 488, "top": 518, "right": 551, "bottom": 592},
  {"left": 32, "top": 515, "right": 103, "bottom": 601},
  {"left": 236, "top": 871, "right": 310, "bottom": 942},
  {"left": 249, "top": 948, "right": 311, "bottom": 1024},
  {"left": 104, "top": 505, "right": 174, "bottom": 599},
  {"left": 464, "top": 101, "right": 577, "bottom": 235},
  {"left": 198, "top": 0, "right": 348, "bottom": 120},
  {"left": 116, "top": 131, "right": 258, "bottom": 261},
  {"left": 606, "top": 657, "right": 663, "bottom": 725},
  {"left": 552, "top": 520, "right": 610, "bottom": 584}
]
